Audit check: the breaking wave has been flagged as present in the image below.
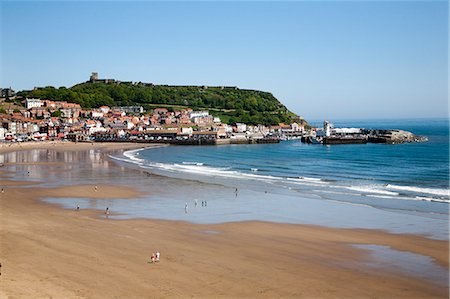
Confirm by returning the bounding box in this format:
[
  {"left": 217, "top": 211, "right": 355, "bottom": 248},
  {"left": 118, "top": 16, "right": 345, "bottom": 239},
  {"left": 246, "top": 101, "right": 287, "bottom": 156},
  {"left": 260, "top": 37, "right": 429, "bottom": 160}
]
[{"left": 386, "top": 184, "right": 450, "bottom": 198}]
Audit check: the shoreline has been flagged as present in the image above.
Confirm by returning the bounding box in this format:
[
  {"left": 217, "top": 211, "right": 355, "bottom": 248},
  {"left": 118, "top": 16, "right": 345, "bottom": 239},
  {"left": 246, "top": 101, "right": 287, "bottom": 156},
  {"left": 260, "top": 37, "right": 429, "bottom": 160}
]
[{"left": 1, "top": 142, "right": 448, "bottom": 298}]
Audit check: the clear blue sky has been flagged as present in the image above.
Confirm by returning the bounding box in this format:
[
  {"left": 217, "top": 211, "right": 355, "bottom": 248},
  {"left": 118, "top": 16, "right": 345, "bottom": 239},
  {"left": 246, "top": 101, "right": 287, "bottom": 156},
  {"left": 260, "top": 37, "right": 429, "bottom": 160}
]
[{"left": 1, "top": 1, "right": 448, "bottom": 120}]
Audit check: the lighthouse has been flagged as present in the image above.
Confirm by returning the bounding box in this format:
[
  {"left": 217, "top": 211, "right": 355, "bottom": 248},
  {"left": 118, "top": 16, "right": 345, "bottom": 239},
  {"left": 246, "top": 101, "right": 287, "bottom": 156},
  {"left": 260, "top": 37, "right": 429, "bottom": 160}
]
[{"left": 324, "top": 120, "right": 331, "bottom": 137}]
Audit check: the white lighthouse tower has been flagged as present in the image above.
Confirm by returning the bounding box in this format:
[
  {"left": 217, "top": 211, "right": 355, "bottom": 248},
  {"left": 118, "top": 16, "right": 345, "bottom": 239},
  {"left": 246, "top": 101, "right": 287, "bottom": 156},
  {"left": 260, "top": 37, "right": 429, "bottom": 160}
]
[{"left": 324, "top": 120, "right": 331, "bottom": 137}]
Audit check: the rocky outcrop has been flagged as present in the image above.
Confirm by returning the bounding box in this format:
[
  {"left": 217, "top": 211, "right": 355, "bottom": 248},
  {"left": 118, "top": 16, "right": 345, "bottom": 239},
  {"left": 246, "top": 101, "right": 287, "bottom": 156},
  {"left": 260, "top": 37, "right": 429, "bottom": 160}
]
[{"left": 367, "top": 130, "right": 428, "bottom": 144}]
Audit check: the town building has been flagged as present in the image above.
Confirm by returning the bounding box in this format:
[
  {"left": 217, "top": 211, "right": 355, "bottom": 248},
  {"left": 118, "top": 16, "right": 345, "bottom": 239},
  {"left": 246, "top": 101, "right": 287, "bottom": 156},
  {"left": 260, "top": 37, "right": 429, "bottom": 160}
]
[
  {"left": 113, "top": 106, "right": 144, "bottom": 114},
  {"left": 25, "top": 98, "right": 43, "bottom": 109}
]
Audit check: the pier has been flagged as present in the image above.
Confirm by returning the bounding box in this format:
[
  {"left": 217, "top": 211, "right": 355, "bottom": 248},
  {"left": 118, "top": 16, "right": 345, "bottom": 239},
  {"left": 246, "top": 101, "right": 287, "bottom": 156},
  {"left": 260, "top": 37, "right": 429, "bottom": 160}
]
[{"left": 301, "top": 121, "right": 427, "bottom": 145}]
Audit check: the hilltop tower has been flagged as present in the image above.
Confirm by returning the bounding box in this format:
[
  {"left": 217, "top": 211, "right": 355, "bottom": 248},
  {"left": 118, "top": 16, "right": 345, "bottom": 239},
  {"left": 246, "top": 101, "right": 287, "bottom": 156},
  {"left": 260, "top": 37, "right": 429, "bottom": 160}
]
[{"left": 90, "top": 72, "right": 99, "bottom": 82}]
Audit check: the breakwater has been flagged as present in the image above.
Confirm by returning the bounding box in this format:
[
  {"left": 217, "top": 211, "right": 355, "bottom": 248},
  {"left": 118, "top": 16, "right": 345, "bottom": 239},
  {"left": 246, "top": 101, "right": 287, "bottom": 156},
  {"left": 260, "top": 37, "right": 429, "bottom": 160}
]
[{"left": 302, "top": 128, "right": 427, "bottom": 145}]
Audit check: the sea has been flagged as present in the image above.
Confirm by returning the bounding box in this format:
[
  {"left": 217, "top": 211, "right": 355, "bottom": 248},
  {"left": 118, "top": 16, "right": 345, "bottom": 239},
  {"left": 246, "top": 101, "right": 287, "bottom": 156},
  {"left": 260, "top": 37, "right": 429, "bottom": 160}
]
[
  {"left": 39, "top": 118, "right": 449, "bottom": 239},
  {"left": 118, "top": 118, "right": 448, "bottom": 203}
]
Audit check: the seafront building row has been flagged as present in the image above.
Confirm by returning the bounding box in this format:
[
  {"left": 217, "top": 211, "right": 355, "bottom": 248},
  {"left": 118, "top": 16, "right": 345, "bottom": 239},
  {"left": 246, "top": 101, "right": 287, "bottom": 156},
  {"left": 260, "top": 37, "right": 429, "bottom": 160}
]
[{"left": 0, "top": 97, "right": 305, "bottom": 143}]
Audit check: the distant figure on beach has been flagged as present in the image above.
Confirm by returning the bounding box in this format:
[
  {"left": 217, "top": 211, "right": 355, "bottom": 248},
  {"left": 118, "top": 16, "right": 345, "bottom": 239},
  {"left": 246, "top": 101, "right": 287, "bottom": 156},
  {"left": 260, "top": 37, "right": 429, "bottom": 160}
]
[
  {"left": 155, "top": 251, "right": 160, "bottom": 262},
  {"left": 195, "top": 199, "right": 198, "bottom": 207},
  {"left": 150, "top": 253, "right": 156, "bottom": 263},
  {"left": 105, "top": 207, "right": 109, "bottom": 215},
  {"left": 95, "top": 185, "right": 98, "bottom": 192},
  {"left": 1, "top": 188, "right": 4, "bottom": 193},
  {"left": 185, "top": 202, "right": 188, "bottom": 214},
  {"left": 76, "top": 204, "right": 80, "bottom": 211},
  {"left": 235, "top": 188, "right": 238, "bottom": 197},
  {"left": 204, "top": 200, "right": 207, "bottom": 207}
]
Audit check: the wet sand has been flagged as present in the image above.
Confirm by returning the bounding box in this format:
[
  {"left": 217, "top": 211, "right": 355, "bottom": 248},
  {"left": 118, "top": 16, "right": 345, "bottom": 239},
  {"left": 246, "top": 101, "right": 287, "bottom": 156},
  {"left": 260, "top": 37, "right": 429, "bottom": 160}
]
[
  {"left": 0, "top": 140, "right": 158, "bottom": 154},
  {"left": 0, "top": 142, "right": 448, "bottom": 298}
]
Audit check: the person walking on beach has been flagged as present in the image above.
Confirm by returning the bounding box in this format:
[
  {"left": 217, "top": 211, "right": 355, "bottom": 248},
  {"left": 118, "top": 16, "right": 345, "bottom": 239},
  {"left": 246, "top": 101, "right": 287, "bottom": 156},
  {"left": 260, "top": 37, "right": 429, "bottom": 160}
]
[
  {"left": 76, "top": 204, "right": 80, "bottom": 211},
  {"left": 195, "top": 199, "right": 198, "bottom": 207},
  {"left": 155, "top": 251, "right": 160, "bottom": 262},
  {"left": 95, "top": 185, "right": 98, "bottom": 192},
  {"left": 105, "top": 207, "right": 109, "bottom": 215},
  {"left": 185, "top": 202, "right": 188, "bottom": 214}
]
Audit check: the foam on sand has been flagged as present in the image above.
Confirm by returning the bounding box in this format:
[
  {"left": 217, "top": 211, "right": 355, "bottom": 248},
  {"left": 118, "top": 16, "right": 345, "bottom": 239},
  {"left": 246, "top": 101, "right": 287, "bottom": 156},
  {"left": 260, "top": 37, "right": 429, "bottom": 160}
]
[{"left": 386, "top": 184, "right": 450, "bottom": 198}]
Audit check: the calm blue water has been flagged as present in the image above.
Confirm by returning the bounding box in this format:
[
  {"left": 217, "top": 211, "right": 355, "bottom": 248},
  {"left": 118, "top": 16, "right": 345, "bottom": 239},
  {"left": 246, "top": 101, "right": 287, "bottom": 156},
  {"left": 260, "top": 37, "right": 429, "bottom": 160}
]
[{"left": 116, "top": 118, "right": 449, "bottom": 215}]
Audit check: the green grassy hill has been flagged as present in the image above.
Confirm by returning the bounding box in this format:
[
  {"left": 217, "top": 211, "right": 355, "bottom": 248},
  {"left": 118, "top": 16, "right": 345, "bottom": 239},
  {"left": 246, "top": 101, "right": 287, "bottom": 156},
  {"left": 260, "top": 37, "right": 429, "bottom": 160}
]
[{"left": 18, "top": 82, "right": 304, "bottom": 125}]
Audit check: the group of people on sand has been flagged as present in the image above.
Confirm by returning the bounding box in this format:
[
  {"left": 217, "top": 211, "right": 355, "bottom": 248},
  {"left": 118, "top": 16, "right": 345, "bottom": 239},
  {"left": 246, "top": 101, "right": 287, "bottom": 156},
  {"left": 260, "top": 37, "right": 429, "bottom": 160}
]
[
  {"left": 186, "top": 200, "right": 208, "bottom": 213},
  {"left": 150, "top": 251, "right": 160, "bottom": 263}
]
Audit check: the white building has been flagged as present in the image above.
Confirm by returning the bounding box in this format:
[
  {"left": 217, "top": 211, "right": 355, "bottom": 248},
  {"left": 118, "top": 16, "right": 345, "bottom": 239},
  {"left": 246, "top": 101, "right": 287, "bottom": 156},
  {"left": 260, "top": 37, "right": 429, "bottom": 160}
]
[
  {"left": 6, "top": 122, "right": 17, "bottom": 135},
  {"left": 91, "top": 110, "right": 104, "bottom": 118},
  {"left": 99, "top": 106, "right": 110, "bottom": 114},
  {"left": 117, "top": 129, "right": 126, "bottom": 137},
  {"left": 0, "top": 127, "right": 6, "bottom": 140},
  {"left": 25, "top": 98, "right": 43, "bottom": 109},
  {"left": 125, "top": 121, "right": 135, "bottom": 130},
  {"left": 189, "top": 111, "right": 209, "bottom": 119},
  {"left": 235, "top": 123, "right": 247, "bottom": 133},
  {"left": 291, "top": 122, "right": 304, "bottom": 132},
  {"left": 88, "top": 122, "right": 107, "bottom": 134},
  {"left": 180, "top": 127, "right": 193, "bottom": 135},
  {"left": 225, "top": 124, "right": 233, "bottom": 134},
  {"left": 323, "top": 120, "right": 361, "bottom": 136},
  {"left": 113, "top": 106, "right": 144, "bottom": 114},
  {"left": 193, "top": 115, "right": 214, "bottom": 125}
]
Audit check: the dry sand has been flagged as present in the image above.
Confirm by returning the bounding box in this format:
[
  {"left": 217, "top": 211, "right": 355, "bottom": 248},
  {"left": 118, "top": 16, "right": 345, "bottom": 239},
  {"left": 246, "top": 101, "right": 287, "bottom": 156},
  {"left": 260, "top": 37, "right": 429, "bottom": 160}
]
[{"left": 0, "top": 142, "right": 448, "bottom": 298}]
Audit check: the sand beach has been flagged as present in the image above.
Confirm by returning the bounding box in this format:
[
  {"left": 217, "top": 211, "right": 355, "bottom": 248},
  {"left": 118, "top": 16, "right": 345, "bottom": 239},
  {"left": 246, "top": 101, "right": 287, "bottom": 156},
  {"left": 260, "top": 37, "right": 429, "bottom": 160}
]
[{"left": 0, "top": 142, "right": 448, "bottom": 298}]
